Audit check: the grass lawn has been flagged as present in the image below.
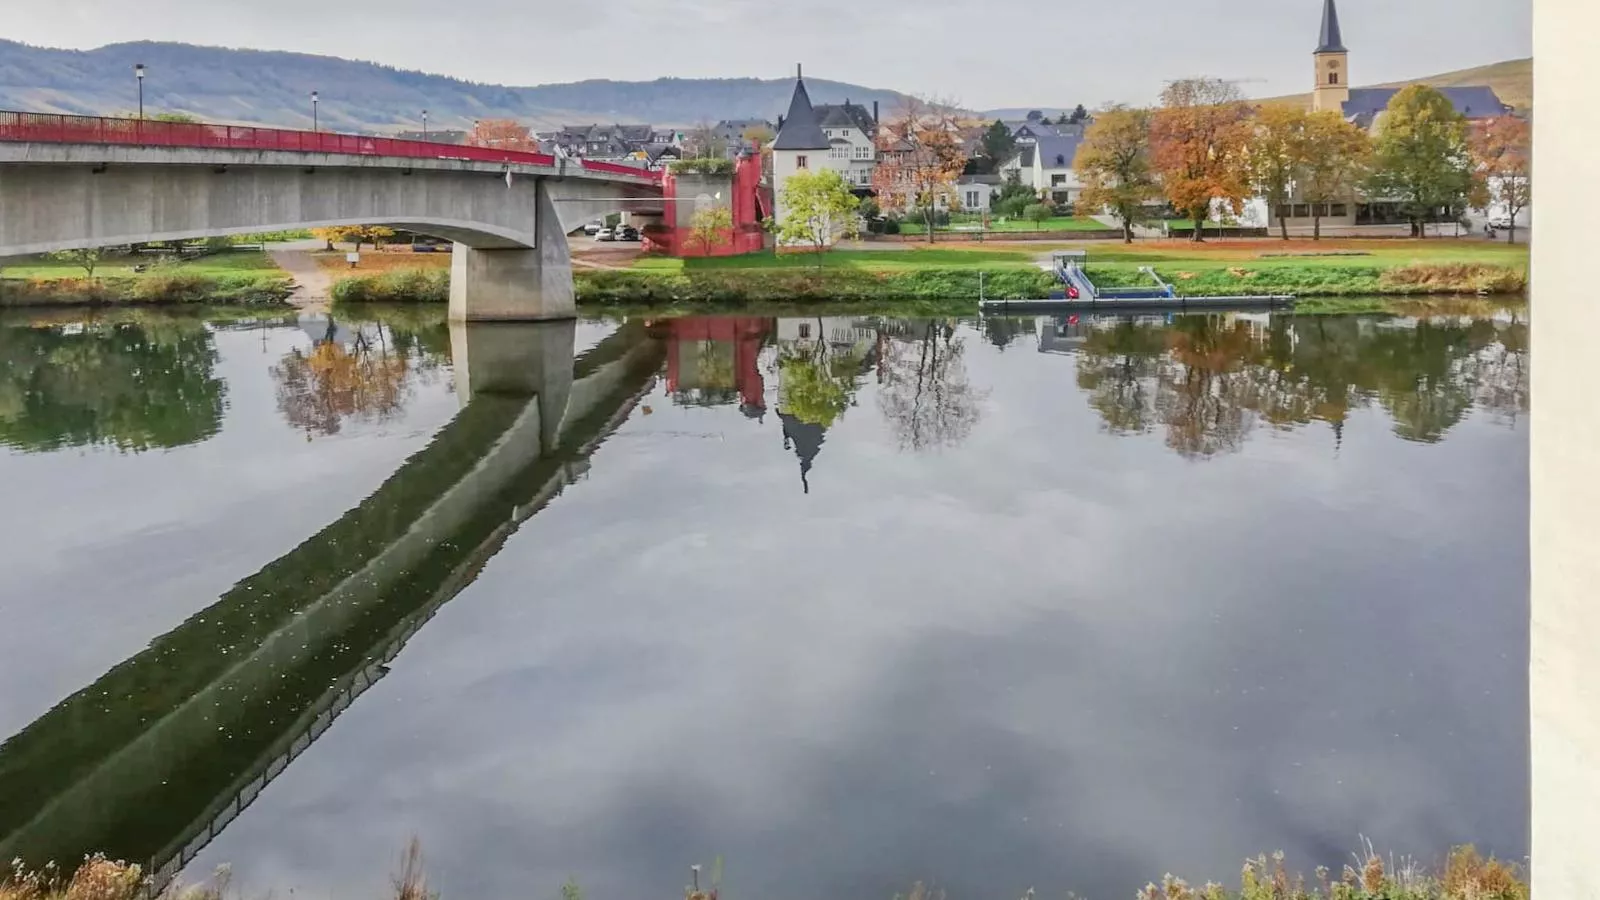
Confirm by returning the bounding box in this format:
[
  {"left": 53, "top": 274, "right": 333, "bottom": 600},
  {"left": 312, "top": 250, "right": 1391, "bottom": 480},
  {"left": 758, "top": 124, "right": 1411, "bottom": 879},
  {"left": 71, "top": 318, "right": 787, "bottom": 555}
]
[
  {"left": 899, "top": 216, "right": 1112, "bottom": 235},
  {"left": 1058, "top": 238, "right": 1530, "bottom": 270},
  {"left": 632, "top": 246, "right": 1036, "bottom": 272},
  {"left": 1, "top": 249, "right": 283, "bottom": 279}
]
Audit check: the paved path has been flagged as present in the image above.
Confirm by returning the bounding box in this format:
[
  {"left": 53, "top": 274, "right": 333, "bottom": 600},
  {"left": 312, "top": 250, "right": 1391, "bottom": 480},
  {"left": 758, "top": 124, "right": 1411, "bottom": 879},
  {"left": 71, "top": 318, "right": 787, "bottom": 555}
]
[{"left": 267, "top": 239, "right": 335, "bottom": 312}]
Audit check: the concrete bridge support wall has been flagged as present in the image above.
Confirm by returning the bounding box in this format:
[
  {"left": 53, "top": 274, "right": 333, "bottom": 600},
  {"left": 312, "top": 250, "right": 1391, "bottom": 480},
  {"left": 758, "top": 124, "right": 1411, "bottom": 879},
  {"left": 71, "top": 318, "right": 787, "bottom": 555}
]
[{"left": 448, "top": 182, "right": 574, "bottom": 321}]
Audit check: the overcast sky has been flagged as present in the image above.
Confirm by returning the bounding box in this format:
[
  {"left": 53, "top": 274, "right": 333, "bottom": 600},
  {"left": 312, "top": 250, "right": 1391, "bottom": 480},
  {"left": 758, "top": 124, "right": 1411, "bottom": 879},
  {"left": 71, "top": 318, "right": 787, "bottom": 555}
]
[{"left": 9, "top": 0, "right": 1531, "bottom": 109}]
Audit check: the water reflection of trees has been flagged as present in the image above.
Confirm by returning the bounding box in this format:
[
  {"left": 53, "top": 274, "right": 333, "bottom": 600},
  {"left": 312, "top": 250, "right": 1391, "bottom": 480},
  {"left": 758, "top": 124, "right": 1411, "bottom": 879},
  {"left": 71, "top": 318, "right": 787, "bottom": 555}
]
[
  {"left": 0, "top": 320, "right": 225, "bottom": 452},
  {"left": 877, "top": 320, "right": 985, "bottom": 452},
  {"left": 271, "top": 318, "right": 447, "bottom": 438},
  {"left": 1069, "top": 313, "right": 1528, "bottom": 457}
]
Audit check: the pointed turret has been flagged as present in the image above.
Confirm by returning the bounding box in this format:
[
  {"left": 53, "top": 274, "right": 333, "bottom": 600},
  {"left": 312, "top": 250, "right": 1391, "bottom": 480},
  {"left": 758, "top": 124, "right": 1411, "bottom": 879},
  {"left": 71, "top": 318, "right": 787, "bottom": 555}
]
[
  {"left": 772, "top": 66, "right": 829, "bottom": 151},
  {"left": 1316, "top": 0, "right": 1346, "bottom": 53}
]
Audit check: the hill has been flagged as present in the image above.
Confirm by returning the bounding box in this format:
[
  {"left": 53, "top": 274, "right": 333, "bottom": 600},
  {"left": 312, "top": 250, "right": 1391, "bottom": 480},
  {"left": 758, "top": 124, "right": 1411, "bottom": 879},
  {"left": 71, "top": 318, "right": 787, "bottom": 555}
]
[
  {"left": 0, "top": 40, "right": 910, "bottom": 132},
  {"left": 1259, "top": 58, "right": 1532, "bottom": 112}
]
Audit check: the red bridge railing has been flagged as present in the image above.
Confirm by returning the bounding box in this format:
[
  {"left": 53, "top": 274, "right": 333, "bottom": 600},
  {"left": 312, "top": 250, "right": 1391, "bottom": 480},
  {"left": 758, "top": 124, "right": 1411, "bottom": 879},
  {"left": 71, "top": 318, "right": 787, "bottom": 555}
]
[{"left": 0, "top": 111, "right": 662, "bottom": 183}]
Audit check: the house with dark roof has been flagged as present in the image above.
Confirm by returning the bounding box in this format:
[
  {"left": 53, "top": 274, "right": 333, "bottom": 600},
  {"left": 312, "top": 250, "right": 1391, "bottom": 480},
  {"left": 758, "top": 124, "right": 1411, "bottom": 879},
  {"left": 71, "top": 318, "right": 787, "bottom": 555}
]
[
  {"left": 999, "top": 132, "right": 1084, "bottom": 205},
  {"left": 771, "top": 67, "right": 880, "bottom": 244}
]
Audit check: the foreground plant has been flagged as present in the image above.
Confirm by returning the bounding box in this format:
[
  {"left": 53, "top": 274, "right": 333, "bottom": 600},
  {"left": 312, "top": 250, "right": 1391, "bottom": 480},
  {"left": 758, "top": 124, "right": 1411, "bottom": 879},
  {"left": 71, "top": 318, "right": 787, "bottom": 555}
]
[{"left": 1137, "top": 845, "right": 1527, "bottom": 900}]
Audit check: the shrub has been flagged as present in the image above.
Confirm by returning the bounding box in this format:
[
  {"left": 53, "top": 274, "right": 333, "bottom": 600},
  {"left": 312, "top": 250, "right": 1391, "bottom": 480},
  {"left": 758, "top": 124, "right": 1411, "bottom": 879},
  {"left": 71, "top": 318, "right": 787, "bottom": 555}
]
[
  {"left": 668, "top": 157, "right": 735, "bottom": 175},
  {"left": 332, "top": 268, "right": 450, "bottom": 304},
  {"left": 1023, "top": 203, "right": 1054, "bottom": 227},
  {"left": 882, "top": 218, "right": 902, "bottom": 235}
]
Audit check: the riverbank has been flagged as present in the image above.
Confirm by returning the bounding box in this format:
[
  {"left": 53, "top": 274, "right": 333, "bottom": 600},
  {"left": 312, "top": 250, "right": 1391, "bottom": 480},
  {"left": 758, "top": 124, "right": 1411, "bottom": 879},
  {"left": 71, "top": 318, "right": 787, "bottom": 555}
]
[
  {"left": 0, "top": 250, "right": 294, "bottom": 309},
  {"left": 327, "top": 239, "right": 1527, "bottom": 311}
]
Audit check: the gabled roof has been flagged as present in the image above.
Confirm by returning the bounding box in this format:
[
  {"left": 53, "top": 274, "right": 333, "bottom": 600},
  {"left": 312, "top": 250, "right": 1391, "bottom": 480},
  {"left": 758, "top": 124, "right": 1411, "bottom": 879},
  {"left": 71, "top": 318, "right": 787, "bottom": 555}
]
[
  {"left": 1316, "top": 0, "right": 1346, "bottom": 53},
  {"left": 773, "top": 79, "right": 830, "bottom": 151},
  {"left": 814, "top": 102, "right": 877, "bottom": 135},
  {"left": 1341, "top": 86, "right": 1513, "bottom": 128},
  {"left": 1033, "top": 133, "right": 1083, "bottom": 169}
]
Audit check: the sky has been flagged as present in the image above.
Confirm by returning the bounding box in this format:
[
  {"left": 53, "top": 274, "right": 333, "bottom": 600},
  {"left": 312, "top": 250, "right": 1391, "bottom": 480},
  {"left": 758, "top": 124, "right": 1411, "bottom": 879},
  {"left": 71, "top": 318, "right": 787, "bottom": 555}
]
[{"left": 7, "top": 0, "right": 1532, "bottom": 110}]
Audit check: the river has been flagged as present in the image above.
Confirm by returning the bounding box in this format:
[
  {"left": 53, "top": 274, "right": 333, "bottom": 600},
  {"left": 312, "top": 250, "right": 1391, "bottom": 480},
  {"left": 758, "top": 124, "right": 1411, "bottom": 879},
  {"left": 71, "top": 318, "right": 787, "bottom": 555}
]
[{"left": 0, "top": 305, "right": 1528, "bottom": 900}]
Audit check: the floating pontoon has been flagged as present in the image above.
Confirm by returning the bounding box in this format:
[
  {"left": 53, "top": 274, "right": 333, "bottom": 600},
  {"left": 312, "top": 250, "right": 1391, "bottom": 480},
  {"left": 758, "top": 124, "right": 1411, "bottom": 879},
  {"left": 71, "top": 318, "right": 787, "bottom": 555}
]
[{"left": 978, "top": 250, "right": 1296, "bottom": 313}]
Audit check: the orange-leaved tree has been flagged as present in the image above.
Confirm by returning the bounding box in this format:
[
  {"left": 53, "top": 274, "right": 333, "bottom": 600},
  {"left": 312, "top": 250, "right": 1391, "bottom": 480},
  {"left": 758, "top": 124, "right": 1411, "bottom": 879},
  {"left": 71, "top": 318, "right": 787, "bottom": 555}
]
[
  {"left": 469, "top": 119, "right": 536, "bottom": 152},
  {"left": 1074, "top": 105, "right": 1161, "bottom": 243},
  {"left": 873, "top": 96, "right": 968, "bottom": 244},
  {"left": 1149, "top": 78, "right": 1255, "bottom": 242},
  {"left": 1248, "top": 104, "right": 1311, "bottom": 241},
  {"left": 1470, "top": 115, "right": 1532, "bottom": 244}
]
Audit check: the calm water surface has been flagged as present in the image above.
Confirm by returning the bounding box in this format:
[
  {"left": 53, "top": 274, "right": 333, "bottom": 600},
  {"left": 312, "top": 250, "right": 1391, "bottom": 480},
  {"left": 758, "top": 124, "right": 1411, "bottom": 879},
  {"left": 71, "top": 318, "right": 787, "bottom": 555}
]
[{"left": 0, "top": 307, "right": 1528, "bottom": 900}]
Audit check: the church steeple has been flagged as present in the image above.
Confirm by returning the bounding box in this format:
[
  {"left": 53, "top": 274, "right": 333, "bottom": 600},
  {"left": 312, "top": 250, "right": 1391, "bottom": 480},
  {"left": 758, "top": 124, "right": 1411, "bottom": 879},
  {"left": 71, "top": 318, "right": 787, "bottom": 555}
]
[
  {"left": 1316, "top": 0, "right": 1346, "bottom": 53},
  {"left": 1311, "top": 0, "right": 1350, "bottom": 114}
]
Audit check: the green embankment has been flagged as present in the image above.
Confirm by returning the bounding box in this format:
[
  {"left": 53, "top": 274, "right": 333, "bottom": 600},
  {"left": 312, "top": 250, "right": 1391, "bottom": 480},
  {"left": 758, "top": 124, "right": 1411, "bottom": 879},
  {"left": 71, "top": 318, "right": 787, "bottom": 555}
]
[
  {"left": 0, "top": 251, "right": 294, "bottom": 308},
  {"left": 329, "top": 240, "right": 1528, "bottom": 311}
]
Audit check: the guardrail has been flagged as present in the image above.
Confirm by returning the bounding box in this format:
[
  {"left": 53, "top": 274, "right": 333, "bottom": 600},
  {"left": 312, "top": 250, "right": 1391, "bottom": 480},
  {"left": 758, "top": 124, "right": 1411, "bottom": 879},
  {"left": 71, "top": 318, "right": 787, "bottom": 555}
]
[{"left": 0, "top": 111, "right": 662, "bottom": 183}]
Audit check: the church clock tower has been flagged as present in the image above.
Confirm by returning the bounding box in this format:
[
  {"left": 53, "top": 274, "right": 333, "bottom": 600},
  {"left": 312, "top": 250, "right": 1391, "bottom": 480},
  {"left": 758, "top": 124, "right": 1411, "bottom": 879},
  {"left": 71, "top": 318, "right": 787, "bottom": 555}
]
[{"left": 1312, "top": 0, "right": 1350, "bottom": 114}]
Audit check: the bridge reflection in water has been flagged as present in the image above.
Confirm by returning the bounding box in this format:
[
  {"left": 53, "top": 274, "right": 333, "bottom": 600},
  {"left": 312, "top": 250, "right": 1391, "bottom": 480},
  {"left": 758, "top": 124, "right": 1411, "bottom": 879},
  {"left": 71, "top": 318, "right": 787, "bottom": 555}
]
[{"left": 0, "top": 320, "right": 666, "bottom": 889}]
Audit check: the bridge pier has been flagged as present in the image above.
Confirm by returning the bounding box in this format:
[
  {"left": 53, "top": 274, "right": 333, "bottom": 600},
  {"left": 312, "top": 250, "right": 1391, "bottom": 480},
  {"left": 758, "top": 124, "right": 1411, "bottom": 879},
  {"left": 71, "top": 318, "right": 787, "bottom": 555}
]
[
  {"left": 448, "top": 180, "right": 575, "bottom": 322},
  {"left": 450, "top": 320, "right": 576, "bottom": 452}
]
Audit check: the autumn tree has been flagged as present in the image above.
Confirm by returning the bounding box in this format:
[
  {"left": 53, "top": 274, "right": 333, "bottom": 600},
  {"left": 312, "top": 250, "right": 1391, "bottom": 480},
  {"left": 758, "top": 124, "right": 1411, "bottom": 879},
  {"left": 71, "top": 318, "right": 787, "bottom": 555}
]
[
  {"left": 311, "top": 225, "right": 397, "bottom": 252},
  {"left": 1470, "top": 115, "right": 1532, "bottom": 244},
  {"left": 1074, "top": 106, "right": 1161, "bottom": 243},
  {"left": 469, "top": 119, "right": 536, "bottom": 152},
  {"left": 688, "top": 205, "right": 733, "bottom": 256},
  {"left": 741, "top": 123, "right": 775, "bottom": 151},
  {"left": 1300, "top": 111, "right": 1372, "bottom": 240},
  {"left": 775, "top": 168, "right": 860, "bottom": 263},
  {"left": 873, "top": 96, "right": 968, "bottom": 243},
  {"left": 1249, "top": 105, "right": 1310, "bottom": 240},
  {"left": 684, "top": 121, "right": 728, "bottom": 159},
  {"left": 1368, "top": 85, "right": 1474, "bottom": 238},
  {"left": 1149, "top": 79, "right": 1255, "bottom": 242}
]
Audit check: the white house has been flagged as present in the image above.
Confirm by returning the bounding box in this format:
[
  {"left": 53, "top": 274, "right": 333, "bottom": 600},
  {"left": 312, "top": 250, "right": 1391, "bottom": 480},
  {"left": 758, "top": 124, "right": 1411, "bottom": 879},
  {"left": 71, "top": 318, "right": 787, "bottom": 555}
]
[
  {"left": 1000, "top": 133, "right": 1084, "bottom": 205},
  {"left": 771, "top": 68, "right": 879, "bottom": 244},
  {"left": 815, "top": 102, "right": 879, "bottom": 189},
  {"left": 954, "top": 175, "right": 1000, "bottom": 213}
]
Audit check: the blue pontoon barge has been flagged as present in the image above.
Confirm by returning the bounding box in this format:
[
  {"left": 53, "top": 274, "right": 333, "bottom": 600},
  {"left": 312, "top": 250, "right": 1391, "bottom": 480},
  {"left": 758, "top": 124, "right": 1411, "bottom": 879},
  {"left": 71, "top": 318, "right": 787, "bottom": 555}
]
[{"left": 978, "top": 250, "right": 1296, "bottom": 313}]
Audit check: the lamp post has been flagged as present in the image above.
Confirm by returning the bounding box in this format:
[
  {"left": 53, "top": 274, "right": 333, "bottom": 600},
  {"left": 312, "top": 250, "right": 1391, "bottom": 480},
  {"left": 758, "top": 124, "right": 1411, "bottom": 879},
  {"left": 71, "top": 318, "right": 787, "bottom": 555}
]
[
  {"left": 311, "top": 91, "right": 319, "bottom": 132},
  {"left": 134, "top": 63, "right": 145, "bottom": 120},
  {"left": 422, "top": 109, "right": 428, "bottom": 141}
]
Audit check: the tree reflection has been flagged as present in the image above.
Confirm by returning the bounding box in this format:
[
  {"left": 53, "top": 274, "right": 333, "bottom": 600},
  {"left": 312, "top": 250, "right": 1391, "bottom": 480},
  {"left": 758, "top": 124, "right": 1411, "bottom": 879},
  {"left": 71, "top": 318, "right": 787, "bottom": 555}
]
[
  {"left": 1069, "top": 312, "right": 1529, "bottom": 458},
  {"left": 0, "top": 320, "right": 224, "bottom": 452},
  {"left": 877, "top": 320, "right": 985, "bottom": 452},
  {"left": 271, "top": 317, "right": 444, "bottom": 438}
]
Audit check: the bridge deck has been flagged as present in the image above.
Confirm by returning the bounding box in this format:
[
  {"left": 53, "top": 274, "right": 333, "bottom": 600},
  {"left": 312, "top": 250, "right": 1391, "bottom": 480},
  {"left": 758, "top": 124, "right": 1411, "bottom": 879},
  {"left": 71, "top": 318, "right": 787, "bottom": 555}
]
[{"left": 0, "top": 110, "right": 660, "bottom": 184}]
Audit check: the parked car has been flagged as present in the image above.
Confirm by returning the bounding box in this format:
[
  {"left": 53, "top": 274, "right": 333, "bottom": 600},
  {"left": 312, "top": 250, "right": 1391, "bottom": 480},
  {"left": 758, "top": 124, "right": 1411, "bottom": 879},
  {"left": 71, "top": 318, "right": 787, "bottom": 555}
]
[
  {"left": 582, "top": 222, "right": 603, "bottom": 235},
  {"left": 619, "top": 225, "right": 640, "bottom": 242},
  {"left": 1489, "top": 215, "right": 1517, "bottom": 230},
  {"left": 595, "top": 227, "right": 616, "bottom": 242}
]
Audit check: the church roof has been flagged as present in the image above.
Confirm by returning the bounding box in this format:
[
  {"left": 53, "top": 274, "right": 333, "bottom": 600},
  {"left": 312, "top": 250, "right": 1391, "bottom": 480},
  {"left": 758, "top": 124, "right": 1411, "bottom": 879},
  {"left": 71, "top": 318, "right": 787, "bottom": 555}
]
[
  {"left": 773, "top": 78, "right": 830, "bottom": 151},
  {"left": 1316, "top": 0, "right": 1346, "bottom": 53},
  {"left": 1342, "top": 86, "right": 1513, "bottom": 127}
]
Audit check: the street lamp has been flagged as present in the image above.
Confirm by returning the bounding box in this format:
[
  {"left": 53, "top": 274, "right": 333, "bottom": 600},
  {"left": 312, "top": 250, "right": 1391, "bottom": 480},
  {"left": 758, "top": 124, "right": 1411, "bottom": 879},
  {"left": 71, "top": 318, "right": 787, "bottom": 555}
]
[
  {"left": 134, "top": 63, "right": 145, "bottom": 120},
  {"left": 311, "top": 91, "right": 319, "bottom": 132},
  {"left": 422, "top": 109, "right": 428, "bottom": 141}
]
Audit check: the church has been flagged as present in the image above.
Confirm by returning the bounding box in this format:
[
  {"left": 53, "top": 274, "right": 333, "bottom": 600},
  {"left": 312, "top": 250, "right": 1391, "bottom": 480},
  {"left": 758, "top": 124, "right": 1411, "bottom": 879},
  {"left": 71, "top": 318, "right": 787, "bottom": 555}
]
[{"left": 1271, "top": 0, "right": 1513, "bottom": 230}]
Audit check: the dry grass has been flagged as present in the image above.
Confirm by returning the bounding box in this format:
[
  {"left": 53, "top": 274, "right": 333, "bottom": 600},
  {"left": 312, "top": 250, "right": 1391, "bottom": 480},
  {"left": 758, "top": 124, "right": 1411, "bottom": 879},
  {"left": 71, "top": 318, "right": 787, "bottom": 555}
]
[
  {"left": 1378, "top": 263, "right": 1527, "bottom": 294},
  {"left": 312, "top": 251, "right": 450, "bottom": 274}
]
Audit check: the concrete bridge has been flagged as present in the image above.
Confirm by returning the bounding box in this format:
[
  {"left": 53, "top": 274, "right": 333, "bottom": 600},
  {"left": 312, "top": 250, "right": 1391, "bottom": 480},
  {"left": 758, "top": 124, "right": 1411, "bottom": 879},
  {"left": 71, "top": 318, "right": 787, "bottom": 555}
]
[
  {"left": 0, "top": 113, "right": 665, "bottom": 320},
  {"left": 0, "top": 320, "right": 666, "bottom": 886}
]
